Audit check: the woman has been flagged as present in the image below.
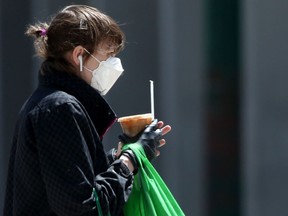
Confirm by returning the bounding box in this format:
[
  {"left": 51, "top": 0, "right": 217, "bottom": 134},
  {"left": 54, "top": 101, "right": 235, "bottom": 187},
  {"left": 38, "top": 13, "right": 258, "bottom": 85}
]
[{"left": 3, "top": 5, "right": 171, "bottom": 216}]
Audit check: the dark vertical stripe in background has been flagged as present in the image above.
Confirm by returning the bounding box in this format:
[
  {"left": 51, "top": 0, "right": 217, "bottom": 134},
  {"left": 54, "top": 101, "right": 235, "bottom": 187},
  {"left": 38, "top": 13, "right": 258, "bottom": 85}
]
[
  {"left": 205, "top": 0, "right": 240, "bottom": 215},
  {"left": 0, "top": 1, "right": 33, "bottom": 208}
]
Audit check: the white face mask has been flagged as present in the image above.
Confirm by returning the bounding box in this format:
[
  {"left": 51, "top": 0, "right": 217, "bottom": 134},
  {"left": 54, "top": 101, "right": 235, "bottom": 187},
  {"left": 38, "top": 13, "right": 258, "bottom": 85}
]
[{"left": 83, "top": 52, "right": 124, "bottom": 95}]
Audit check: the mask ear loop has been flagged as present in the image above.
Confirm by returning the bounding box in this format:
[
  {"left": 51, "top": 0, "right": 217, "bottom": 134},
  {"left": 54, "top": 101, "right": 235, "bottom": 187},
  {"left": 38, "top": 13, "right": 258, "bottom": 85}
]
[
  {"left": 84, "top": 48, "right": 101, "bottom": 63},
  {"left": 78, "top": 55, "right": 83, "bottom": 71}
]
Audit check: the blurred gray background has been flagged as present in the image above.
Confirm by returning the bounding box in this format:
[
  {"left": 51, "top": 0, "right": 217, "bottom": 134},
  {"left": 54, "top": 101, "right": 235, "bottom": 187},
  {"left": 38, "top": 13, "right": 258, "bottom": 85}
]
[{"left": 1, "top": 0, "right": 288, "bottom": 215}]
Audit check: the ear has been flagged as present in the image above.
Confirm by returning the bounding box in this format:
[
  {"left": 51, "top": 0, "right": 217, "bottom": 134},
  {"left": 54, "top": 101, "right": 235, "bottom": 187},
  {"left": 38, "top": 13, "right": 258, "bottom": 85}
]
[{"left": 72, "top": 46, "right": 84, "bottom": 71}]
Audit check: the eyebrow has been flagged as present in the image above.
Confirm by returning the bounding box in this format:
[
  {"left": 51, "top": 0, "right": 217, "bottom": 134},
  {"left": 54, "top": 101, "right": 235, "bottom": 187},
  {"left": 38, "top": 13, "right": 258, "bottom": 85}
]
[{"left": 96, "top": 41, "right": 121, "bottom": 55}]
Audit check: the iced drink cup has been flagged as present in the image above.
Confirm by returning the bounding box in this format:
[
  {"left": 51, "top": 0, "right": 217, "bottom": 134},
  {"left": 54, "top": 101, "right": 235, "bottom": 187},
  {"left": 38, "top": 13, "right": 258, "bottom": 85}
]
[{"left": 118, "top": 113, "right": 153, "bottom": 137}]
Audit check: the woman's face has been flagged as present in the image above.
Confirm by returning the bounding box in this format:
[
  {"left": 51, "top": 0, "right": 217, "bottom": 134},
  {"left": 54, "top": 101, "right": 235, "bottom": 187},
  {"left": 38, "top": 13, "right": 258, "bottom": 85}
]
[{"left": 80, "top": 41, "right": 117, "bottom": 84}]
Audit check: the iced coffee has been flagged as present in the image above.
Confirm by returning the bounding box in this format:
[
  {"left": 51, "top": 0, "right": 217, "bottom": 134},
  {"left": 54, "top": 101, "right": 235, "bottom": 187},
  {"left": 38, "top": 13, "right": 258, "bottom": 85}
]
[{"left": 118, "top": 113, "right": 153, "bottom": 137}]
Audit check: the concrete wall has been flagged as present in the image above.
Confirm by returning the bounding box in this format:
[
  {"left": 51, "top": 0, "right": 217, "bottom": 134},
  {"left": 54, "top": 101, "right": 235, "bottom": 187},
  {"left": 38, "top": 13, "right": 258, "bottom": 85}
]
[{"left": 241, "top": 0, "right": 288, "bottom": 215}]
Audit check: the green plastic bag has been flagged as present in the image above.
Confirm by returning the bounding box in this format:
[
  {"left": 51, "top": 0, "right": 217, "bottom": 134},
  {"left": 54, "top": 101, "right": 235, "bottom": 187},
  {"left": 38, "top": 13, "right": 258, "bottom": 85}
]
[{"left": 122, "top": 143, "right": 185, "bottom": 216}]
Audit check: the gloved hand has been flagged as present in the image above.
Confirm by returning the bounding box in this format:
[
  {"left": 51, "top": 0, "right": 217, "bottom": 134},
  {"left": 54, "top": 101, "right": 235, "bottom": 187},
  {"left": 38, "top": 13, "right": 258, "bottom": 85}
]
[
  {"left": 118, "top": 131, "right": 143, "bottom": 145},
  {"left": 137, "top": 119, "right": 162, "bottom": 161},
  {"left": 119, "top": 119, "right": 162, "bottom": 161}
]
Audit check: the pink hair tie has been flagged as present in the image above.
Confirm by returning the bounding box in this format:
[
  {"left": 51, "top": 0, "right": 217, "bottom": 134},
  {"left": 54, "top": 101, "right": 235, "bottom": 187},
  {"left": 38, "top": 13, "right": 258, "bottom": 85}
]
[{"left": 40, "top": 28, "right": 47, "bottom": 36}]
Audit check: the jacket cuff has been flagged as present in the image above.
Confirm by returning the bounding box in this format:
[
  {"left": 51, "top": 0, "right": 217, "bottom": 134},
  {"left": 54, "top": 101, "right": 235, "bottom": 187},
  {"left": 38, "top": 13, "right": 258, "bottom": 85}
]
[{"left": 110, "top": 159, "right": 133, "bottom": 177}]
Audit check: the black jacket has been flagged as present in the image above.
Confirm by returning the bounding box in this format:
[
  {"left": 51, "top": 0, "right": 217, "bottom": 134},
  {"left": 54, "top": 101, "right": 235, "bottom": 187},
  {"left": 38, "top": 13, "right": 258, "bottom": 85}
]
[{"left": 4, "top": 65, "right": 133, "bottom": 216}]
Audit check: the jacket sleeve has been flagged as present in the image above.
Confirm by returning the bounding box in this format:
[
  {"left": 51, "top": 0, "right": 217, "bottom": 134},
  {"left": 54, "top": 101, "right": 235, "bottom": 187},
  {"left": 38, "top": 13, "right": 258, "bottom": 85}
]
[{"left": 33, "top": 101, "right": 133, "bottom": 216}]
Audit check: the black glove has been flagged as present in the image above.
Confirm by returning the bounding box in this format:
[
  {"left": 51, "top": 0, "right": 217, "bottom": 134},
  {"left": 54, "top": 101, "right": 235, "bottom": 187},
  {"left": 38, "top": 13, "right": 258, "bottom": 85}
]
[
  {"left": 118, "top": 131, "right": 143, "bottom": 145},
  {"left": 137, "top": 119, "right": 162, "bottom": 161},
  {"left": 119, "top": 119, "right": 162, "bottom": 161}
]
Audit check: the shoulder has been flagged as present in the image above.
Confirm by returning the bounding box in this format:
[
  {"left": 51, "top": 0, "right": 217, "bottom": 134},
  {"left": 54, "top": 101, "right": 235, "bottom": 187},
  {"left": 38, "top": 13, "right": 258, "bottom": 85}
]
[
  {"left": 28, "top": 88, "right": 84, "bottom": 119},
  {"left": 39, "top": 90, "right": 78, "bottom": 109}
]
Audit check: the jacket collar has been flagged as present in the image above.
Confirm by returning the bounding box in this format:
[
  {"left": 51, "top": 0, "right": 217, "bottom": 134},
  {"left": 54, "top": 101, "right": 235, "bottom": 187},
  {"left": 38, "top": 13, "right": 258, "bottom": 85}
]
[{"left": 38, "top": 65, "right": 117, "bottom": 139}]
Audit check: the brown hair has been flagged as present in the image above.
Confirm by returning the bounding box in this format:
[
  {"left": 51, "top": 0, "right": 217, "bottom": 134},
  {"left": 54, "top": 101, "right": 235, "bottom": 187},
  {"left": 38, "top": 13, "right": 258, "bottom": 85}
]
[{"left": 25, "top": 5, "right": 125, "bottom": 73}]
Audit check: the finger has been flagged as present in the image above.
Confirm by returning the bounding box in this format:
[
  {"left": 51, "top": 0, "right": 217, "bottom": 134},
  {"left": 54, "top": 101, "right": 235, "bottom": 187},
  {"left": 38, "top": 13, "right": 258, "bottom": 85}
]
[
  {"left": 161, "top": 125, "right": 172, "bottom": 136},
  {"left": 155, "top": 149, "right": 160, "bottom": 157},
  {"left": 157, "top": 121, "right": 164, "bottom": 128},
  {"left": 116, "top": 142, "right": 123, "bottom": 158},
  {"left": 158, "top": 139, "right": 166, "bottom": 148}
]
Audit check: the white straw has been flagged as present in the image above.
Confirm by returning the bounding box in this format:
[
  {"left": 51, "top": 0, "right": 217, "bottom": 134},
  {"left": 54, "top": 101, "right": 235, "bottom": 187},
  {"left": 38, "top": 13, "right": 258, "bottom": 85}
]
[{"left": 150, "top": 80, "right": 155, "bottom": 120}]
